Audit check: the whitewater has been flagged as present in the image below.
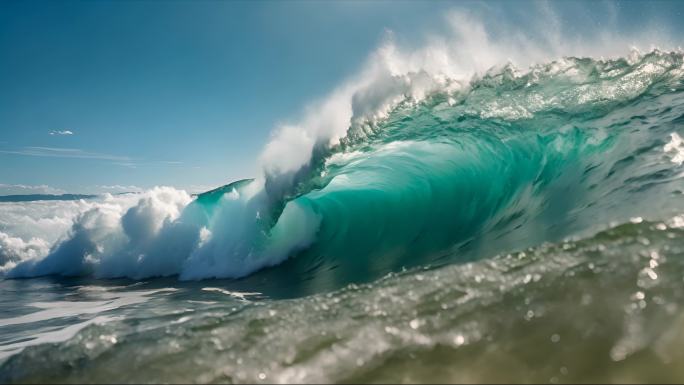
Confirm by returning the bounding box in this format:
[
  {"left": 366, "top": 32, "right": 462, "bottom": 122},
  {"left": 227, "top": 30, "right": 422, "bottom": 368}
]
[{"left": 2, "top": 8, "right": 684, "bottom": 383}]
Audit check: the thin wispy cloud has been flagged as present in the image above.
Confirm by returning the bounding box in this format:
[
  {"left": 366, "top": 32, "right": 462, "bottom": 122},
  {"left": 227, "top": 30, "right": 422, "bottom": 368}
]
[
  {"left": 0, "top": 184, "right": 66, "bottom": 195},
  {"left": 112, "top": 161, "right": 138, "bottom": 169},
  {"left": 0, "top": 146, "right": 187, "bottom": 170},
  {"left": 49, "top": 130, "right": 74, "bottom": 136},
  {"left": 0, "top": 146, "right": 131, "bottom": 162},
  {"left": 114, "top": 160, "right": 187, "bottom": 168}
]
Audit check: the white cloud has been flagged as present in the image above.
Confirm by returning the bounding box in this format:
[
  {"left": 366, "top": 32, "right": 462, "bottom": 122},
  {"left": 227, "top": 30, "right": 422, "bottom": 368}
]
[
  {"left": 49, "top": 130, "right": 74, "bottom": 136},
  {"left": 0, "top": 184, "right": 66, "bottom": 195}
]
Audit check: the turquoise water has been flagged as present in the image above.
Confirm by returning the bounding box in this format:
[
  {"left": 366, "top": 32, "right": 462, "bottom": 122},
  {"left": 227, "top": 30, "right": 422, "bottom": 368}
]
[
  {"left": 2, "top": 51, "right": 684, "bottom": 382},
  {"left": 195, "top": 51, "right": 684, "bottom": 293}
]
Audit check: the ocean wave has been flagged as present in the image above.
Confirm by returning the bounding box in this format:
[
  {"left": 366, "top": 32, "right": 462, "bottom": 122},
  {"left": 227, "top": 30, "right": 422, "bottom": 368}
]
[{"left": 1, "top": 10, "right": 683, "bottom": 287}]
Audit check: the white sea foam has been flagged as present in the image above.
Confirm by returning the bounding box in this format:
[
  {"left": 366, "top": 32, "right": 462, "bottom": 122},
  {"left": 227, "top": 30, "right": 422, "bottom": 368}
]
[{"left": 664, "top": 132, "right": 684, "bottom": 166}]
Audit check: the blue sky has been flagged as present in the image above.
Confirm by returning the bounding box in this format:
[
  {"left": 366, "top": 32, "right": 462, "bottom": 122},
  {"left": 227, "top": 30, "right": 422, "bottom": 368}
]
[{"left": 1, "top": 0, "right": 683, "bottom": 194}]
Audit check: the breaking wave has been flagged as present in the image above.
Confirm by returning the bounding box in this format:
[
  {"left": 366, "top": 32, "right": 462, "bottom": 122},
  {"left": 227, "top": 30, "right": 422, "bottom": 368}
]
[{"left": 2, "top": 10, "right": 684, "bottom": 291}]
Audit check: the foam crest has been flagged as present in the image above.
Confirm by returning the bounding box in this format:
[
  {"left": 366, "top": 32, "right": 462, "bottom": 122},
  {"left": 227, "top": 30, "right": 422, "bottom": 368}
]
[{"left": 258, "top": 6, "right": 676, "bottom": 196}]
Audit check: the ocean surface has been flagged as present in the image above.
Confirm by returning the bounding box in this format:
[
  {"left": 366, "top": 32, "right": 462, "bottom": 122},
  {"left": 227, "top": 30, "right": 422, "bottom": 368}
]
[{"left": 2, "top": 50, "right": 684, "bottom": 383}]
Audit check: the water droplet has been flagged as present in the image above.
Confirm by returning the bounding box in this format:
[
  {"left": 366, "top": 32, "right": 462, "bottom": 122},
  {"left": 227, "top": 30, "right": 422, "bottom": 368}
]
[
  {"left": 409, "top": 319, "right": 421, "bottom": 329},
  {"left": 551, "top": 334, "right": 561, "bottom": 343},
  {"left": 454, "top": 334, "right": 465, "bottom": 346},
  {"left": 610, "top": 346, "right": 627, "bottom": 362},
  {"left": 258, "top": 373, "right": 266, "bottom": 380}
]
